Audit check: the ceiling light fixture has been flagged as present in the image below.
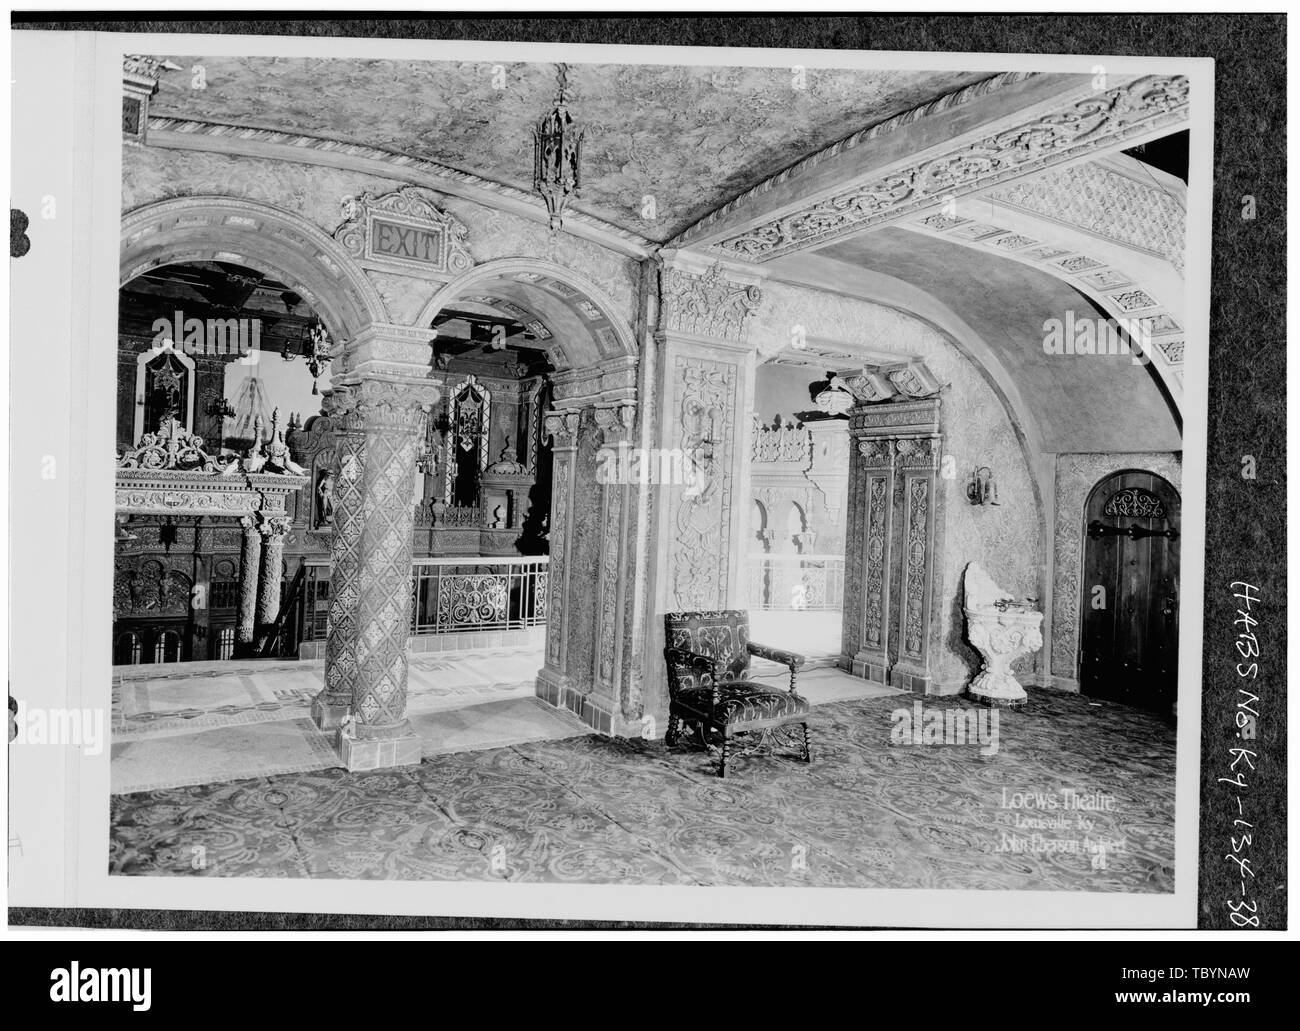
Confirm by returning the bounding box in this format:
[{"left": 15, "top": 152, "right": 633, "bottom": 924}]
[{"left": 533, "top": 63, "right": 584, "bottom": 232}]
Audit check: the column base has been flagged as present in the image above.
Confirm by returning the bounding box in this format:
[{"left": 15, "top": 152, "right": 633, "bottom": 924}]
[
  {"left": 535, "top": 665, "right": 569, "bottom": 709},
  {"left": 311, "top": 696, "right": 350, "bottom": 730},
  {"left": 844, "top": 650, "right": 889, "bottom": 685},
  {"left": 336, "top": 729, "right": 423, "bottom": 772}
]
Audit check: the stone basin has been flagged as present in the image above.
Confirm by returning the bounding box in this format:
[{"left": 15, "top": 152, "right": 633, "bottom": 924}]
[{"left": 963, "top": 562, "right": 1044, "bottom": 708}]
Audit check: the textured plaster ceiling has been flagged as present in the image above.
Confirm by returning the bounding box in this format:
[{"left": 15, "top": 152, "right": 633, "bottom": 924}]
[
  {"left": 149, "top": 58, "right": 985, "bottom": 241},
  {"left": 813, "top": 229, "right": 1182, "bottom": 453}
]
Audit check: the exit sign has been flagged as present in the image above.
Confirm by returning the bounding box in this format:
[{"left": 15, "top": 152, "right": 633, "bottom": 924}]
[{"left": 368, "top": 216, "right": 449, "bottom": 271}]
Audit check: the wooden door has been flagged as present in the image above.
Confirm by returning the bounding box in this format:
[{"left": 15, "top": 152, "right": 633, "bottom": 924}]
[{"left": 1080, "top": 471, "right": 1180, "bottom": 712}]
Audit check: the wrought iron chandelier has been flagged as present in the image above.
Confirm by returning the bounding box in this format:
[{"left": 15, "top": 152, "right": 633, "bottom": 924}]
[
  {"left": 282, "top": 319, "right": 332, "bottom": 394},
  {"left": 533, "top": 63, "right": 584, "bottom": 231}
]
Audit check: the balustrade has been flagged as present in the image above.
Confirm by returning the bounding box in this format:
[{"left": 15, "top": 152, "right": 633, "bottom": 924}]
[
  {"left": 301, "top": 555, "right": 549, "bottom": 642},
  {"left": 745, "top": 553, "right": 844, "bottom": 611}
]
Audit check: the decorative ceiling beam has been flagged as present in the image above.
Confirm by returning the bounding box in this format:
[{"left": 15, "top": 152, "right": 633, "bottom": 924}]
[
  {"left": 145, "top": 117, "right": 655, "bottom": 260},
  {"left": 677, "top": 73, "right": 1188, "bottom": 262}
]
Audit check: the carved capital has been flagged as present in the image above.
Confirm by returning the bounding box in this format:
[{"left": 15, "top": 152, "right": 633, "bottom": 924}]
[
  {"left": 857, "top": 439, "right": 895, "bottom": 469},
  {"left": 593, "top": 402, "right": 637, "bottom": 444},
  {"left": 331, "top": 378, "right": 439, "bottom": 434},
  {"left": 257, "top": 514, "right": 293, "bottom": 544},
  {"left": 660, "top": 262, "right": 763, "bottom": 341},
  {"left": 544, "top": 409, "right": 582, "bottom": 447}
]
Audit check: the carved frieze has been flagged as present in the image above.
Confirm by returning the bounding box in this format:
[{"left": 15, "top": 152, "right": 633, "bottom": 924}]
[
  {"left": 660, "top": 263, "right": 762, "bottom": 341},
  {"left": 714, "top": 75, "right": 1190, "bottom": 261}
]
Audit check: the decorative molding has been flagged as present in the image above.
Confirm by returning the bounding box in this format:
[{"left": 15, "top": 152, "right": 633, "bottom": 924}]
[
  {"left": 986, "top": 159, "right": 1185, "bottom": 275},
  {"left": 334, "top": 186, "right": 473, "bottom": 277},
  {"left": 904, "top": 206, "right": 1185, "bottom": 370},
  {"left": 121, "top": 195, "right": 389, "bottom": 342},
  {"left": 711, "top": 75, "right": 1189, "bottom": 261},
  {"left": 671, "top": 71, "right": 1036, "bottom": 248},
  {"left": 146, "top": 116, "right": 654, "bottom": 257},
  {"left": 659, "top": 263, "right": 763, "bottom": 341}
]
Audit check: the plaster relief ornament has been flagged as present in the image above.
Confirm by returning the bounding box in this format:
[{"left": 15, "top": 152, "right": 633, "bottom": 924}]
[{"left": 118, "top": 416, "right": 221, "bottom": 473}]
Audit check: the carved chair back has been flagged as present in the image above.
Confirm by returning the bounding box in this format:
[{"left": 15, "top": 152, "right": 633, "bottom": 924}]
[{"left": 663, "top": 610, "right": 751, "bottom": 698}]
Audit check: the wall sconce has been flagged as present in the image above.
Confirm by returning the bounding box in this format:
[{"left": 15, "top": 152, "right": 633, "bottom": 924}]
[{"left": 967, "top": 466, "right": 1000, "bottom": 506}]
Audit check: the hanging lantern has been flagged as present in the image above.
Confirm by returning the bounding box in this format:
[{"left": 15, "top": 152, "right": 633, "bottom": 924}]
[{"left": 533, "top": 63, "right": 584, "bottom": 231}]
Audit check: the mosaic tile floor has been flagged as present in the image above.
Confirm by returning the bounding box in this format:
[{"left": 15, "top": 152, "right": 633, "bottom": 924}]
[
  {"left": 114, "top": 648, "right": 547, "bottom": 738},
  {"left": 110, "top": 689, "right": 1176, "bottom": 891}
]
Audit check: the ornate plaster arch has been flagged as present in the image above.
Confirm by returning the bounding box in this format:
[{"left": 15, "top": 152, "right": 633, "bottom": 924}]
[
  {"left": 418, "top": 257, "right": 638, "bottom": 370},
  {"left": 120, "top": 196, "right": 389, "bottom": 342}
]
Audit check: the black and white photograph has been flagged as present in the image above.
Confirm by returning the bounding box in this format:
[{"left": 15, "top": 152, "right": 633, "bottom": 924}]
[{"left": 4, "top": 13, "right": 1285, "bottom": 949}]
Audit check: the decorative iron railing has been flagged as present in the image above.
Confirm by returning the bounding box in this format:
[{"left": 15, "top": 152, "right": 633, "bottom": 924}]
[
  {"left": 745, "top": 554, "right": 845, "bottom": 611},
  {"left": 412, "top": 500, "right": 484, "bottom": 527},
  {"left": 300, "top": 556, "right": 549, "bottom": 640},
  {"left": 412, "top": 556, "right": 549, "bottom": 633}
]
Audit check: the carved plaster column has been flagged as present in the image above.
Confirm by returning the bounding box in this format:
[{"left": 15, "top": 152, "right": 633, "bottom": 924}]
[
  {"left": 318, "top": 325, "right": 441, "bottom": 770},
  {"left": 653, "top": 259, "right": 763, "bottom": 613},
  {"left": 589, "top": 402, "right": 638, "bottom": 726},
  {"left": 644, "top": 258, "right": 763, "bottom": 723},
  {"left": 312, "top": 388, "right": 367, "bottom": 729},
  {"left": 537, "top": 408, "right": 581, "bottom": 707},
  {"left": 235, "top": 515, "right": 262, "bottom": 656},
  {"left": 255, "top": 515, "right": 292, "bottom": 650}
]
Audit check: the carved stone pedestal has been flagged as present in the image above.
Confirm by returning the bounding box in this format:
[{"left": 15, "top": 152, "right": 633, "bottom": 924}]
[
  {"left": 336, "top": 722, "right": 423, "bottom": 772},
  {"left": 966, "top": 610, "right": 1043, "bottom": 708},
  {"left": 963, "top": 562, "right": 1043, "bottom": 708},
  {"left": 311, "top": 697, "right": 351, "bottom": 730}
]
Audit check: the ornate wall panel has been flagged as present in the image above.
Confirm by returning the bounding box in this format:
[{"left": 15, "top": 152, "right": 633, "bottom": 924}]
[
  {"left": 669, "top": 357, "right": 739, "bottom": 611},
  {"left": 843, "top": 399, "right": 942, "bottom": 692}
]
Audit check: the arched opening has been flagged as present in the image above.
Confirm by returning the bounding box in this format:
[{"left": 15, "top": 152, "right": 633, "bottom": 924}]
[
  {"left": 1079, "top": 470, "right": 1181, "bottom": 713},
  {"left": 115, "top": 257, "right": 333, "bottom": 666},
  {"left": 416, "top": 259, "right": 640, "bottom": 722},
  {"left": 746, "top": 362, "right": 852, "bottom": 665}
]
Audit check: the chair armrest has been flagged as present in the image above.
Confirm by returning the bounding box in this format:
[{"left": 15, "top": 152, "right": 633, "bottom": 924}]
[
  {"left": 747, "top": 641, "right": 806, "bottom": 670},
  {"left": 747, "top": 641, "right": 806, "bottom": 693}
]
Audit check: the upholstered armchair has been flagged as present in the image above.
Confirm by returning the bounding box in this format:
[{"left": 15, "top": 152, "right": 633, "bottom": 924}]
[{"left": 662, "top": 610, "right": 811, "bottom": 777}]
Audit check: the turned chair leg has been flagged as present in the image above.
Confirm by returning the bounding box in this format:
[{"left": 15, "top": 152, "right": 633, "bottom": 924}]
[
  {"left": 665, "top": 714, "right": 680, "bottom": 747},
  {"left": 718, "top": 735, "right": 728, "bottom": 778},
  {"left": 801, "top": 722, "right": 812, "bottom": 763}
]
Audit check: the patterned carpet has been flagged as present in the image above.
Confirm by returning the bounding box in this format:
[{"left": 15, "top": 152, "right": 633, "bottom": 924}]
[{"left": 109, "top": 689, "right": 1176, "bottom": 891}]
